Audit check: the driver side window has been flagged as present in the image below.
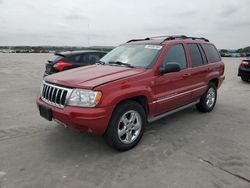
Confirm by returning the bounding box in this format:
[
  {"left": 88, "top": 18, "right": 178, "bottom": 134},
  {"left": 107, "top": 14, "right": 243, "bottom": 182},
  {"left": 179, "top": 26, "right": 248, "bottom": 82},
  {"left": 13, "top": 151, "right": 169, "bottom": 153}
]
[{"left": 162, "top": 44, "right": 187, "bottom": 69}]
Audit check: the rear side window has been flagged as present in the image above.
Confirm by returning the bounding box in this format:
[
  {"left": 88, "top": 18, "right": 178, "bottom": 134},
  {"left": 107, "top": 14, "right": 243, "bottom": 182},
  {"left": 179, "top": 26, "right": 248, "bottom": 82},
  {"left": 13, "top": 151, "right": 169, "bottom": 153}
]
[
  {"left": 204, "top": 44, "right": 221, "bottom": 63},
  {"left": 67, "top": 53, "right": 100, "bottom": 64},
  {"left": 88, "top": 53, "right": 100, "bottom": 64},
  {"left": 68, "top": 55, "right": 82, "bottom": 63},
  {"left": 163, "top": 44, "right": 187, "bottom": 69},
  {"left": 198, "top": 44, "right": 208, "bottom": 64},
  {"left": 188, "top": 44, "right": 204, "bottom": 67},
  {"left": 81, "top": 54, "right": 89, "bottom": 63},
  {"left": 99, "top": 52, "right": 107, "bottom": 58}
]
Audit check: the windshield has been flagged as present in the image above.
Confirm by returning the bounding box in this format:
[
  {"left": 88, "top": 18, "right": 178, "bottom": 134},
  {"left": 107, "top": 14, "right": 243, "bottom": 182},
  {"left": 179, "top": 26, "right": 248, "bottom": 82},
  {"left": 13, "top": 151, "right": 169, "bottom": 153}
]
[{"left": 99, "top": 44, "right": 162, "bottom": 68}]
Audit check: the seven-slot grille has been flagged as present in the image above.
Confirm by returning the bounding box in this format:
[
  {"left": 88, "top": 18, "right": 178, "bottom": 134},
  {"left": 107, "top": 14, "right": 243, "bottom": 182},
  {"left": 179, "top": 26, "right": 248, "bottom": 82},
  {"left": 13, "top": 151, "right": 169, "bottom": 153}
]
[{"left": 41, "top": 82, "right": 72, "bottom": 108}]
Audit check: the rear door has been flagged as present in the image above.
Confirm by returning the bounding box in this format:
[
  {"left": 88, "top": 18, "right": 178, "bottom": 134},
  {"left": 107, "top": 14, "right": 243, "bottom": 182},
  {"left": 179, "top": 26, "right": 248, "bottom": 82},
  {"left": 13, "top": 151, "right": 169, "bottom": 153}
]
[
  {"left": 154, "top": 43, "right": 193, "bottom": 115},
  {"left": 187, "top": 43, "right": 209, "bottom": 99}
]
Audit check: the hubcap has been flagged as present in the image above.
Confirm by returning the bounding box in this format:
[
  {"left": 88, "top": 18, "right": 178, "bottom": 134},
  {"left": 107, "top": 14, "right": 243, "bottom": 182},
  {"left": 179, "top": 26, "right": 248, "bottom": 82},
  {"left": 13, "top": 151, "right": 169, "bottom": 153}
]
[
  {"left": 206, "top": 88, "right": 216, "bottom": 108},
  {"left": 117, "top": 110, "right": 142, "bottom": 144}
]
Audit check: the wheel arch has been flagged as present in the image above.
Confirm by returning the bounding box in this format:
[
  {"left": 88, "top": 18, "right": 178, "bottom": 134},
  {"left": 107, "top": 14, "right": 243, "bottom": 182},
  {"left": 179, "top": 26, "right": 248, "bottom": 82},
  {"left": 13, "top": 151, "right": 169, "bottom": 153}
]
[
  {"left": 209, "top": 78, "right": 219, "bottom": 88},
  {"left": 113, "top": 95, "right": 149, "bottom": 117}
]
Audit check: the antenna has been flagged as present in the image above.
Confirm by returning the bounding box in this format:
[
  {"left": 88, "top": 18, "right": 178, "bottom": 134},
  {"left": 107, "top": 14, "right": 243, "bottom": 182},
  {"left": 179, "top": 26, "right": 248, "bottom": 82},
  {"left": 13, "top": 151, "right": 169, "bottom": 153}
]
[{"left": 87, "top": 23, "right": 90, "bottom": 46}]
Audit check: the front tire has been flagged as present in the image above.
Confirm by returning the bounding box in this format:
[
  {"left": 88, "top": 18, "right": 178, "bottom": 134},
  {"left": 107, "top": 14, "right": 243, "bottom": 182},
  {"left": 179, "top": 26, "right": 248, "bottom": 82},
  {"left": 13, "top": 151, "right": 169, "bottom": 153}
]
[
  {"left": 196, "top": 82, "right": 217, "bottom": 113},
  {"left": 104, "top": 100, "right": 146, "bottom": 151}
]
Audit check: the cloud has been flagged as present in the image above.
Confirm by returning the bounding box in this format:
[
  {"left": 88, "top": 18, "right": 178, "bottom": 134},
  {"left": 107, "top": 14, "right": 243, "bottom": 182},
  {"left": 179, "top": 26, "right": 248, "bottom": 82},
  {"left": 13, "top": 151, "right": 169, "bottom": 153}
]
[
  {"left": 177, "top": 10, "right": 199, "bottom": 17},
  {"left": 64, "top": 13, "right": 87, "bottom": 21},
  {"left": 220, "top": 6, "right": 238, "bottom": 17},
  {"left": 216, "top": 19, "right": 250, "bottom": 31},
  {"left": 0, "top": 0, "right": 249, "bottom": 48}
]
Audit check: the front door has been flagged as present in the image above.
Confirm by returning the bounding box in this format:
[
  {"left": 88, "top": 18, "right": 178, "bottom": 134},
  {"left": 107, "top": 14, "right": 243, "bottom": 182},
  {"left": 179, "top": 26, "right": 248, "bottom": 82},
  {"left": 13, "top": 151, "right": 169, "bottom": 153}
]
[{"left": 154, "top": 43, "right": 193, "bottom": 115}]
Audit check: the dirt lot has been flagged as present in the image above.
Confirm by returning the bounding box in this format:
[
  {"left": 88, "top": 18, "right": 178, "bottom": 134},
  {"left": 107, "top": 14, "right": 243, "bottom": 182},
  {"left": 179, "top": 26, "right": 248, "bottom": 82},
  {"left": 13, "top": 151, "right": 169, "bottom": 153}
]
[{"left": 0, "top": 54, "right": 250, "bottom": 188}]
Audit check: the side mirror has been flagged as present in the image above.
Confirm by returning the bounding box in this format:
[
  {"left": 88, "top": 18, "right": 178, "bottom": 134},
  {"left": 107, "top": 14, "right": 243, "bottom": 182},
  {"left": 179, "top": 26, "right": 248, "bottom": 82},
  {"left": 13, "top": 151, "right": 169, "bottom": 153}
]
[{"left": 159, "top": 63, "right": 181, "bottom": 75}]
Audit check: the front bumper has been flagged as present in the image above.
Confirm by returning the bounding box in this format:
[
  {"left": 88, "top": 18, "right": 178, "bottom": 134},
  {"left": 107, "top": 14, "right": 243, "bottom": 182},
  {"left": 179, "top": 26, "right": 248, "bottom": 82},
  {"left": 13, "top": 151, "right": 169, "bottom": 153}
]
[{"left": 36, "top": 97, "right": 114, "bottom": 135}]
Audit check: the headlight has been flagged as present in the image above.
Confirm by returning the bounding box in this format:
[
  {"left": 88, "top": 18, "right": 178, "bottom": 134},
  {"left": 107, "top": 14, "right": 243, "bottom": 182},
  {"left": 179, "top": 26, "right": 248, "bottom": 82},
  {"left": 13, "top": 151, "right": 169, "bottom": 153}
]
[{"left": 67, "top": 89, "right": 102, "bottom": 107}]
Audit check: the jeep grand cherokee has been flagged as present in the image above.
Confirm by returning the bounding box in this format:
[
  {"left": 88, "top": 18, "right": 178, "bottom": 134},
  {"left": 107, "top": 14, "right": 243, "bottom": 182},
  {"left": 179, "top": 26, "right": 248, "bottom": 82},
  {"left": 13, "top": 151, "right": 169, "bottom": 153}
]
[{"left": 37, "top": 35, "right": 225, "bottom": 151}]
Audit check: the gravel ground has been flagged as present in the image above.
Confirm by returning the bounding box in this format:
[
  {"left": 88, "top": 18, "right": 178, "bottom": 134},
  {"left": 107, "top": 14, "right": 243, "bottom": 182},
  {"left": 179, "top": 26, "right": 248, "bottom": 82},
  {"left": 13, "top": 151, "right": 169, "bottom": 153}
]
[{"left": 0, "top": 54, "right": 250, "bottom": 188}]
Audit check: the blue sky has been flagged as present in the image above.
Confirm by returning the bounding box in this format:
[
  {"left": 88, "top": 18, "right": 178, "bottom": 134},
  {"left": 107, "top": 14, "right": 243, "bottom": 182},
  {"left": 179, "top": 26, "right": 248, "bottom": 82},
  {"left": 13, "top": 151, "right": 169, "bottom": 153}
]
[{"left": 0, "top": 0, "right": 249, "bottom": 48}]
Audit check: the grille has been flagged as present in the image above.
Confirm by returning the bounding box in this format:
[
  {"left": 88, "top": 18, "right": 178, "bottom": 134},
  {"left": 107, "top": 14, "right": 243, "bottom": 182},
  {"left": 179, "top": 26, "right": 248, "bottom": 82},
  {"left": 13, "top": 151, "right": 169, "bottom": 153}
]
[{"left": 41, "top": 82, "right": 72, "bottom": 108}]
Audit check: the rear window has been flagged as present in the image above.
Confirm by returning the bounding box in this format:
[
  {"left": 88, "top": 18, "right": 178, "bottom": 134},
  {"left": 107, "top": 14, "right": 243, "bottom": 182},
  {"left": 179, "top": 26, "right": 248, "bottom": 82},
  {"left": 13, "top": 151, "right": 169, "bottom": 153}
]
[
  {"left": 50, "top": 55, "right": 63, "bottom": 62},
  {"left": 204, "top": 44, "right": 221, "bottom": 63}
]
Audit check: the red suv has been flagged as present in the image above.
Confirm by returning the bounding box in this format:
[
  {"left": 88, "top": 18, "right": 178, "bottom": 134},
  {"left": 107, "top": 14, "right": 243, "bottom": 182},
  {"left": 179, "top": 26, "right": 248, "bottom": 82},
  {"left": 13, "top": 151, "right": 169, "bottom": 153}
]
[{"left": 37, "top": 35, "right": 225, "bottom": 151}]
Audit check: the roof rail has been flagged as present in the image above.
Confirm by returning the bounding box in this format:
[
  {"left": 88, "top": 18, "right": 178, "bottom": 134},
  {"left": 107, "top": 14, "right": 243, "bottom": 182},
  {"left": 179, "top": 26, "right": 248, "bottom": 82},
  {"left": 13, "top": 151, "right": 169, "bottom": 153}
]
[
  {"left": 162, "top": 36, "right": 209, "bottom": 43},
  {"left": 126, "top": 35, "right": 181, "bottom": 43},
  {"left": 126, "top": 38, "right": 150, "bottom": 43},
  {"left": 126, "top": 35, "right": 209, "bottom": 43}
]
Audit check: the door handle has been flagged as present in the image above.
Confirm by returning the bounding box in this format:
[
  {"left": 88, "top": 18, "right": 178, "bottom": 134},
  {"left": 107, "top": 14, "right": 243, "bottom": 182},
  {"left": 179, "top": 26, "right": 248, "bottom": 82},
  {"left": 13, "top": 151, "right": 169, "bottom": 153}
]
[{"left": 182, "top": 73, "right": 191, "bottom": 78}]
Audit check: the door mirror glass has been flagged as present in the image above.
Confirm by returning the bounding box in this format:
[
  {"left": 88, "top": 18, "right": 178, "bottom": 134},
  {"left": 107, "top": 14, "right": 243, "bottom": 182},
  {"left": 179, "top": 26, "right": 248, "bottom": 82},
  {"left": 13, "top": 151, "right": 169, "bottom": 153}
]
[{"left": 159, "top": 63, "right": 181, "bottom": 75}]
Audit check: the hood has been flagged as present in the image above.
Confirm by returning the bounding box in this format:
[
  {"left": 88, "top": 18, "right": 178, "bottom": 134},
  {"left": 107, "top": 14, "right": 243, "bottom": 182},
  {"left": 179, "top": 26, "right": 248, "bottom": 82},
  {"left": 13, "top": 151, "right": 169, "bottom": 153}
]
[{"left": 45, "top": 65, "right": 146, "bottom": 89}]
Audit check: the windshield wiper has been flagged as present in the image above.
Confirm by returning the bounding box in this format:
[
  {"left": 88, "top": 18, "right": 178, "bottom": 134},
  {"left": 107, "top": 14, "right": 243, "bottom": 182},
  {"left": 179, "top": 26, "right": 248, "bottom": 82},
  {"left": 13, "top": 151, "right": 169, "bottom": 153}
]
[
  {"left": 96, "top": 60, "right": 106, "bottom": 65},
  {"left": 108, "top": 61, "right": 134, "bottom": 68}
]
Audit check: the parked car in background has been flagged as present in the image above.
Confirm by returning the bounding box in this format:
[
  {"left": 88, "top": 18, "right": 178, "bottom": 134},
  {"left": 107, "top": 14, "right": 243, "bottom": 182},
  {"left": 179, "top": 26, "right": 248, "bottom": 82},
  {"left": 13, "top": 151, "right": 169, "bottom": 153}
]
[
  {"left": 231, "top": 53, "right": 241, "bottom": 57},
  {"left": 37, "top": 35, "right": 225, "bottom": 151},
  {"left": 238, "top": 58, "right": 250, "bottom": 82},
  {"left": 44, "top": 50, "right": 107, "bottom": 76}
]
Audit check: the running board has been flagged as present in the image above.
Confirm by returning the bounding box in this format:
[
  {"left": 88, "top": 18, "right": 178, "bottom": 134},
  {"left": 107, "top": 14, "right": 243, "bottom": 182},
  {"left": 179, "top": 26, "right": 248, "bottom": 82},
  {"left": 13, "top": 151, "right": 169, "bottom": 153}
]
[{"left": 148, "top": 100, "right": 199, "bottom": 123}]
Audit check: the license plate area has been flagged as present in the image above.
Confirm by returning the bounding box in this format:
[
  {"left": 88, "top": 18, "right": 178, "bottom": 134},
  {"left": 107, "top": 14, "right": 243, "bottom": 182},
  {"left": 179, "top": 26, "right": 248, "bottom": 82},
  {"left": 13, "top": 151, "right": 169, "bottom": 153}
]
[{"left": 39, "top": 105, "right": 52, "bottom": 121}]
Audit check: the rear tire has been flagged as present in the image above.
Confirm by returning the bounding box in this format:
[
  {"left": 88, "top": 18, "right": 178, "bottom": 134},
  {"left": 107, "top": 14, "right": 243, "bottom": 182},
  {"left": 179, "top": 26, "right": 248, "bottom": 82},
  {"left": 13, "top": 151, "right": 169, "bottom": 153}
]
[
  {"left": 104, "top": 100, "right": 146, "bottom": 151},
  {"left": 241, "top": 76, "right": 249, "bottom": 82},
  {"left": 196, "top": 82, "right": 217, "bottom": 113}
]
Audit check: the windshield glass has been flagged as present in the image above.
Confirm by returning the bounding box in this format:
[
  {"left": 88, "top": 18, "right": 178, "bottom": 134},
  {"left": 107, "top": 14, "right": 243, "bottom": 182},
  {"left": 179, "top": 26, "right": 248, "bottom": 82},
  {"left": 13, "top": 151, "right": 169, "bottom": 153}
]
[{"left": 99, "top": 44, "right": 162, "bottom": 68}]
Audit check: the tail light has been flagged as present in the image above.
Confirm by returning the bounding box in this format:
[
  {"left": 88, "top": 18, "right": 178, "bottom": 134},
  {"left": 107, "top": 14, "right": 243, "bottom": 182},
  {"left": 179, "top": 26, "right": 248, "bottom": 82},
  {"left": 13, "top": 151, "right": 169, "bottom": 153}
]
[
  {"left": 53, "top": 61, "right": 72, "bottom": 71},
  {"left": 221, "top": 62, "right": 225, "bottom": 75},
  {"left": 240, "top": 60, "right": 249, "bottom": 68}
]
